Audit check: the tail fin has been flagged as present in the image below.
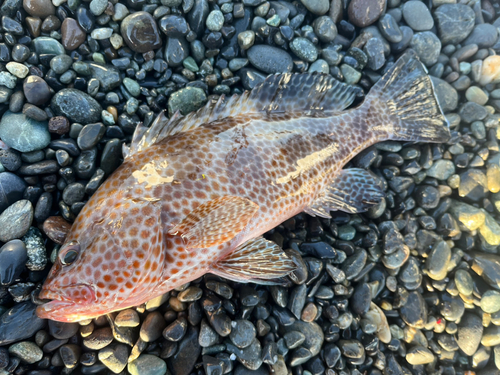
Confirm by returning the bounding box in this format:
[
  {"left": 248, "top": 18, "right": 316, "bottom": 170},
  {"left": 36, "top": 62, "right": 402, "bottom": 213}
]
[{"left": 365, "top": 49, "right": 450, "bottom": 143}]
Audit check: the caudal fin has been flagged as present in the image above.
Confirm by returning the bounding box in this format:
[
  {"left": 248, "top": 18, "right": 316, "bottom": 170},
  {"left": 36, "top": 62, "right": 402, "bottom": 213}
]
[{"left": 366, "top": 49, "right": 450, "bottom": 143}]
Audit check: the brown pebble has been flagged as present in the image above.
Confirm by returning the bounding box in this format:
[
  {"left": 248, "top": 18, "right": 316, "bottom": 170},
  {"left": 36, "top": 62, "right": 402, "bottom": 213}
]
[
  {"left": 43, "top": 216, "right": 71, "bottom": 244},
  {"left": 348, "top": 0, "right": 385, "bottom": 27},
  {"left": 23, "top": 0, "right": 55, "bottom": 18},
  {"left": 41, "top": 15, "right": 61, "bottom": 33},
  {"left": 23, "top": 103, "right": 48, "bottom": 121},
  {"left": 48, "top": 116, "right": 70, "bottom": 135},
  {"left": 106, "top": 106, "right": 118, "bottom": 122},
  {"left": 23, "top": 75, "right": 51, "bottom": 106},
  {"left": 301, "top": 303, "right": 318, "bottom": 322},
  {"left": 61, "top": 18, "right": 86, "bottom": 51},
  {"left": 25, "top": 16, "right": 41, "bottom": 38},
  {"left": 120, "top": 11, "right": 162, "bottom": 53}
]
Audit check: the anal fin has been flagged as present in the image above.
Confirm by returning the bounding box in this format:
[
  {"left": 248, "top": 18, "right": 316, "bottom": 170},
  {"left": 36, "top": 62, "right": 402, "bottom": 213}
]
[
  {"left": 167, "top": 196, "right": 259, "bottom": 250},
  {"left": 306, "top": 168, "right": 385, "bottom": 215},
  {"left": 211, "top": 237, "right": 296, "bottom": 285}
]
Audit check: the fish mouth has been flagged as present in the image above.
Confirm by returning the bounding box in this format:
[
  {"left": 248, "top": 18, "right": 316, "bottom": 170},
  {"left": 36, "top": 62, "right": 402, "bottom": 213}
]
[{"left": 37, "top": 284, "right": 97, "bottom": 322}]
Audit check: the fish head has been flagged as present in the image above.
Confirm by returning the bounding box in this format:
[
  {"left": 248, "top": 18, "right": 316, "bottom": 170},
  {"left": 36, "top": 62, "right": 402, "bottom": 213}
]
[{"left": 37, "top": 194, "right": 165, "bottom": 322}]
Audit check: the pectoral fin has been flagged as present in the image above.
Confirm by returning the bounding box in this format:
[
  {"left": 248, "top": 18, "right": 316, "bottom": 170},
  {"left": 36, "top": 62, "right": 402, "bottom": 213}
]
[
  {"left": 211, "top": 237, "right": 296, "bottom": 285},
  {"left": 305, "top": 168, "right": 385, "bottom": 216},
  {"left": 167, "top": 196, "right": 259, "bottom": 249}
]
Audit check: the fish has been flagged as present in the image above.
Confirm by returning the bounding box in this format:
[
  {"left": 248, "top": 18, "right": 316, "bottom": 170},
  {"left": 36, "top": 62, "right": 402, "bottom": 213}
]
[{"left": 37, "top": 50, "right": 450, "bottom": 322}]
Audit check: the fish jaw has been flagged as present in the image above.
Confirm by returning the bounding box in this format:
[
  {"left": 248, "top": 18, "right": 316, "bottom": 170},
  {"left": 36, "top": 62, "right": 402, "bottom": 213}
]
[{"left": 37, "top": 284, "right": 99, "bottom": 322}]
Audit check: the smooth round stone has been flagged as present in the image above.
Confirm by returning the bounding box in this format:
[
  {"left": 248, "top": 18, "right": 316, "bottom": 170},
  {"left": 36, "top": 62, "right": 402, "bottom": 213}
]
[
  {"left": 91, "top": 27, "right": 113, "bottom": 40},
  {"left": 0, "top": 111, "right": 50, "bottom": 152},
  {"left": 115, "top": 310, "right": 140, "bottom": 327},
  {"left": 98, "top": 343, "right": 129, "bottom": 373},
  {"left": 0, "top": 302, "right": 46, "bottom": 345},
  {"left": 308, "top": 59, "right": 329, "bottom": 73},
  {"left": 83, "top": 327, "right": 113, "bottom": 350},
  {"left": 32, "top": 37, "right": 64, "bottom": 55},
  {"left": 23, "top": 76, "right": 50, "bottom": 106},
  {"left": 455, "top": 269, "right": 473, "bottom": 296},
  {"left": 61, "top": 18, "right": 86, "bottom": 51},
  {"left": 464, "top": 24, "right": 498, "bottom": 49},
  {"left": 426, "top": 159, "right": 455, "bottom": 180},
  {"left": 459, "top": 169, "right": 488, "bottom": 202},
  {"left": 51, "top": 88, "right": 102, "bottom": 124},
  {"left": 42, "top": 216, "right": 71, "bottom": 244},
  {"left": 206, "top": 10, "right": 223, "bottom": 31},
  {"left": 50, "top": 54, "right": 73, "bottom": 75},
  {"left": 140, "top": 312, "right": 166, "bottom": 343},
  {"left": 457, "top": 313, "right": 483, "bottom": 355},
  {"left": 128, "top": 355, "right": 167, "bottom": 375},
  {"left": 164, "top": 37, "right": 189, "bottom": 67},
  {"left": 8, "top": 341, "right": 42, "bottom": 364},
  {"left": 77, "top": 123, "right": 105, "bottom": 150},
  {"left": 378, "top": 13, "right": 402, "bottom": 43},
  {"left": 49, "top": 320, "right": 79, "bottom": 340},
  {"left": 159, "top": 15, "right": 189, "bottom": 37},
  {"left": 229, "top": 320, "right": 257, "bottom": 349},
  {"left": 350, "top": 283, "right": 371, "bottom": 316},
  {"left": 466, "top": 86, "right": 489, "bottom": 106},
  {"left": 23, "top": 0, "right": 54, "bottom": 18},
  {"left": 479, "top": 55, "right": 500, "bottom": 86},
  {"left": 6, "top": 62, "right": 28, "bottom": 79},
  {"left": 300, "top": 0, "right": 329, "bottom": 15},
  {"left": 409, "top": 32, "right": 441, "bottom": 67},
  {"left": 481, "top": 291, "right": 500, "bottom": 314},
  {"left": 400, "top": 291, "right": 427, "bottom": 329},
  {"left": 426, "top": 241, "right": 451, "bottom": 281},
  {"left": 434, "top": 4, "right": 475, "bottom": 45},
  {"left": 121, "top": 12, "right": 162, "bottom": 53},
  {"left": 280, "top": 321, "right": 323, "bottom": 362},
  {"left": 88, "top": 63, "right": 121, "bottom": 91},
  {"left": 247, "top": 45, "right": 292, "bottom": 74},
  {"left": 402, "top": 1, "right": 433, "bottom": 31},
  {"left": 364, "top": 38, "right": 385, "bottom": 71},
  {"left": 348, "top": 0, "right": 385, "bottom": 27},
  {"left": 312, "top": 16, "right": 337, "bottom": 43},
  {"left": 0, "top": 71, "right": 16, "bottom": 90},
  {"left": 290, "top": 37, "right": 317, "bottom": 63},
  {"left": 166, "top": 326, "right": 200, "bottom": 375},
  {"left": 429, "top": 76, "right": 458, "bottom": 112},
  {"left": 406, "top": 346, "right": 434, "bottom": 365},
  {"left": 0, "top": 240, "right": 27, "bottom": 285},
  {"left": 167, "top": 87, "right": 207, "bottom": 116},
  {"left": 0, "top": 200, "right": 33, "bottom": 242},
  {"left": 89, "top": 0, "right": 107, "bottom": 16},
  {"left": 0, "top": 172, "right": 26, "bottom": 212}
]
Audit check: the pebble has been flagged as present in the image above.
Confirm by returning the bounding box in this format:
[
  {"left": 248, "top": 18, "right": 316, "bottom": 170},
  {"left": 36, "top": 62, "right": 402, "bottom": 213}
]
[
  {"left": 247, "top": 45, "right": 293, "bottom": 74},
  {"left": 140, "top": 311, "right": 166, "bottom": 343},
  {"left": 51, "top": 89, "right": 102, "bottom": 124},
  {"left": 425, "top": 241, "right": 451, "bottom": 281},
  {"left": 290, "top": 37, "right": 317, "bottom": 63},
  {"left": 121, "top": 12, "right": 162, "bottom": 53},
  {"left": 426, "top": 159, "right": 455, "bottom": 180},
  {"left": 457, "top": 313, "right": 483, "bottom": 355},
  {"left": 479, "top": 55, "right": 500, "bottom": 86},
  {"left": 98, "top": 343, "right": 129, "bottom": 374},
  {"left": 434, "top": 4, "right": 476, "bottom": 45},
  {"left": 0, "top": 200, "right": 33, "bottom": 242},
  {"left": 300, "top": 0, "right": 329, "bottom": 16},
  {"left": 8, "top": 341, "right": 43, "bottom": 364},
  {"left": 128, "top": 354, "right": 167, "bottom": 375},
  {"left": 206, "top": 10, "right": 224, "bottom": 32},
  {"left": 167, "top": 326, "right": 200, "bottom": 375},
  {"left": 61, "top": 18, "right": 86, "bottom": 51},
  {"left": 464, "top": 24, "right": 498, "bottom": 49},
  {"left": 48, "top": 320, "right": 79, "bottom": 340},
  {"left": 402, "top": 1, "right": 433, "bottom": 31},
  {"left": 348, "top": 0, "right": 385, "bottom": 27},
  {"left": 0, "top": 240, "right": 27, "bottom": 285},
  {"left": 400, "top": 291, "right": 427, "bottom": 329},
  {"left": 409, "top": 31, "right": 441, "bottom": 67},
  {"left": 6, "top": 62, "right": 28, "bottom": 79},
  {"left": 481, "top": 291, "right": 500, "bottom": 314},
  {"left": 430, "top": 76, "right": 458, "bottom": 113},
  {"left": 167, "top": 87, "right": 207, "bottom": 116},
  {"left": 0, "top": 302, "right": 46, "bottom": 345},
  {"left": 115, "top": 309, "right": 140, "bottom": 327},
  {"left": 163, "top": 317, "right": 188, "bottom": 342},
  {"left": 312, "top": 16, "right": 337, "bottom": 43},
  {"left": 229, "top": 320, "right": 256, "bottom": 349},
  {"left": 23, "top": 76, "right": 50, "bottom": 106},
  {"left": 350, "top": 283, "right": 371, "bottom": 315},
  {"left": 23, "top": 0, "right": 54, "bottom": 18},
  {"left": 83, "top": 327, "right": 114, "bottom": 350},
  {"left": 0, "top": 172, "right": 26, "bottom": 212},
  {"left": 42, "top": 216, "right": 71, "bottom": 244},
  {"left": 455, "top": 269, "right": 473, "bottom": 296},
  {"left": 226, "top": 338, "right": 262, "bottom": 370},
  {"left": 406, "top": 346, "right": 435, "bottom": 365}
]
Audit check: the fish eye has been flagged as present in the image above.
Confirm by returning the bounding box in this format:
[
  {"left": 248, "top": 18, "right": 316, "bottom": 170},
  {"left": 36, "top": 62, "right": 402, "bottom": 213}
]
[{"left": 60, "top": 241, "right": 80, "bottom": 266}]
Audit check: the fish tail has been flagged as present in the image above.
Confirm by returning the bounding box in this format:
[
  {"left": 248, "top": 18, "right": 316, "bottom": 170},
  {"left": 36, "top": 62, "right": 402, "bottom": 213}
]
[{"left": 365, "top": 49, "right": 450, "bottom": 143}]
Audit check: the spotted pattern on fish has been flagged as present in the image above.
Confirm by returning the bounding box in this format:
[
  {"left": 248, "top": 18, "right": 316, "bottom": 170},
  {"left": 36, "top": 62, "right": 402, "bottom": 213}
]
[{"left": 37, "top": 50, "right": 449, "bottom": 322}]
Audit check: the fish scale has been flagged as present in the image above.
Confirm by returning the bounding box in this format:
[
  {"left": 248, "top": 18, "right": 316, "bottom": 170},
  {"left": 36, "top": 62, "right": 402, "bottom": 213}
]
[{"left": 37, "top": 50, "right": 450, "bottom": 322}]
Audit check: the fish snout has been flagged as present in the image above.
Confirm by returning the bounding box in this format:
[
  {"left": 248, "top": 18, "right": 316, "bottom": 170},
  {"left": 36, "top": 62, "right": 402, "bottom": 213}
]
[{"left": 39, "top": 283, "right": 96, "bottom": 304}]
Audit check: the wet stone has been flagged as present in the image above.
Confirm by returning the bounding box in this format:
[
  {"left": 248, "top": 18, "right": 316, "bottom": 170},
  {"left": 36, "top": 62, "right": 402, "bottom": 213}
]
[
  {"left": 455, "top": 269, "right": 473, "bottom": 296},
  {"left": 42, "top": 216, "right": 71, "bottom": 244},
  {"left": 482, "top": 326, "right": 500, "bottom": 347},
  {"left": 115, "top": 310, "right": 140, "bottom": 327},
  {"left": 430, "top": 76, "right": 458, "bottom": 113},
  {"left": 23, "top": 0, "right": 54, "bottom": 18},
  {"left": 226, "top": 338, "right": 262, "bottom": 370},
  {"left": 199, "top": 319, "right": 218, "bottom": 347},
  {"left": 163, "top": 317, "right": 188, "bottom": 342},
  {"left": 229, "top": 320, "right": 256, "bottom": 349},
  {"left": 402, "top": 1, "right": 433, "bottom": 31},
  {"left": 406, "top": 346, "right": 434, "bottom": 365},
  {"left": 426, "top": 241, "right": 451, "bottom": 281},
  {"left": 164, "top": 37, "right": 189, "bottom": 68},
  {"left": 400, "top": 291, "right": 427, "bottom": 329},
  {"left": 410, "top": 31, "right": 441, "bottom": 67},
  {"left": 341, "top": 249, "right": 367, "bottom": 280},
  {"left": 247, "top": 45, "right": 293, "bottom": 74},
  {"left": 0, "top": 240, "right": 27, "bottom": 285},
  {"left": 284, "top": 331, "right": 305, "bottom": 349},
  {"left": 0, "top": 111, "right": 50, "bottom": 153},
  {"left": 8, "top": 341, "right": 42, "bottom": 364},
  {"left": 98, "top": 343, "right": 129, "bottom": 374},
  {"left": 48, "top": 320, "right": 79, "bottom": 340},
  {"left": 61, "top": 18, "right": 86, "bottom": 51},
  {"left": 141, "top": 311, "right": 166, "bottom": 343},
  {"left": 457, "top": 313, "right": 483, "bottom": 355},
  {"left": 350, "top": 283, "right": 371, "bottom": 316},
  {"left": 0, "top": 302, "right": 46, "bottom": 345},
  {"left": 51, "top": 89, "right": 102, "bottom": 124},
  {"left": 89, "top": 63, "right": 121, "bottom": 92},
  {"left": 426, "top": 159, "right": 455, "bottom": 180},
  {"left": 348, "top": 0, "right": 385, "bottom": 27},
  {"left": 0, "top": 200, "right": 33, "bottom": 242},
  {"left": 168, "top": 87, "right": 207, "bottom": 116},
  {"left": 481, "top": 291, "right": 500, "bottom": 314},
  {"left": 128, "top": 354, "right": 167, "bottom": 375},
  {"left": 83, "top": 327, "right": 114, "bottom": 350},
  {"left": 290, "top": 37, "right": 317, "bottom": 63},
  {"left": 440, "top": 293, "right": 464, "bottom": 322},
  {"left": 167, "top": 326, "right": 200, "bottom": 375}
]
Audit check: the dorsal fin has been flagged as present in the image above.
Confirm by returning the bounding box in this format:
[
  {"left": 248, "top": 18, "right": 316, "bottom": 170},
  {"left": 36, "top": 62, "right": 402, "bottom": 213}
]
[{"left": 124, "top": 73, "right": 362, "bottom": 159}]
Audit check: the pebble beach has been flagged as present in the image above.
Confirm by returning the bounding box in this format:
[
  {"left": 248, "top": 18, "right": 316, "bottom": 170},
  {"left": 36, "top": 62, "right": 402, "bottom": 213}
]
[{"left": 1, "top": 0, "right": 500, "bottom": 374}]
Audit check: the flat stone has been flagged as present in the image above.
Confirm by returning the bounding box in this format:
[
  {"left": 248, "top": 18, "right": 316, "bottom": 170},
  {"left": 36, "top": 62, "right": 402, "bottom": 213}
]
[
  {"left": 0, "top": 302, "right": 46, "bottom": 345},
  {"left": 406, "top": 346, "right": 434, "bottom": 365},
  {"left": 348, "top": 0, "right": 385, "bottom": 27},
  {"left": 51, "top": 88, "right": 102, "bottom": 124},
  {"left": 457, "top": 313, "right": 483, "bottom": 355},
  {"left": 425, "top": 241, "right": 451, "bottom": 281},
  {"left": 128, "top": 354, "right": 167, "bottom": 375},
  {"left": 434, "top": 4, "right": 475, "bottom": 45},
  {"left": 0, "top": 200, "right": 33, "bottom": 242},
  {"left": 247, "top": 45, "right": 293, "bottom": 74},
  {"left": 8, "top": 341, "right": 43, "bottom": 364},
  {"left": 400, "top": 291, "right": 427, "bottom": 329},
  {"left": 464, "top": 24, "right": 498, "bottom": 48},
  {"left": 449, "top": 200, "right": 485, "bottom": 231},
  {"left": 121, "top": 12, "right": 162, "bottom": 53},
  {"left": 0, "top": 111, "right": 50, "bottom": 152},
  {"left": 32, "top": 37, "right": 65, "bottom": 55}
]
